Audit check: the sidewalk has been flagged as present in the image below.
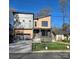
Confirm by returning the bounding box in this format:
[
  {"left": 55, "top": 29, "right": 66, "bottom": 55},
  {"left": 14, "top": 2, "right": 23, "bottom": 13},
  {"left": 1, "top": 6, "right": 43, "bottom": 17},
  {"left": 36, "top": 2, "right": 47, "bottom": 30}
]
[{"left": 32, "top": 50, "right": 70, "bottom": 53}]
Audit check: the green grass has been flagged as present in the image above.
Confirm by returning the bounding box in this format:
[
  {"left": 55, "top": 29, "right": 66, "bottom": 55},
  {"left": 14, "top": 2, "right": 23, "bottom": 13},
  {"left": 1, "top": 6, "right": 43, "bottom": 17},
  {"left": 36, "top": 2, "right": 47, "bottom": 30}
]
[{"left": 32, "top": 42, "right": 69, "bottom": 51}]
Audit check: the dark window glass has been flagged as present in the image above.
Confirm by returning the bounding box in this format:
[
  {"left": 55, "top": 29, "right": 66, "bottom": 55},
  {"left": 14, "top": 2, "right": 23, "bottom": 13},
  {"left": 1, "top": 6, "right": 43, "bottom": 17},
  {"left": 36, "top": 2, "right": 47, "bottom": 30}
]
[
  {"left": 41, "top": 30, "right": 48, "bottom": 36},
  {"left": 42, "top": 21, "right": 48, "bottom": 27},
  {"left": 35, "top": 21, "right": 37, "bottom": 26}
]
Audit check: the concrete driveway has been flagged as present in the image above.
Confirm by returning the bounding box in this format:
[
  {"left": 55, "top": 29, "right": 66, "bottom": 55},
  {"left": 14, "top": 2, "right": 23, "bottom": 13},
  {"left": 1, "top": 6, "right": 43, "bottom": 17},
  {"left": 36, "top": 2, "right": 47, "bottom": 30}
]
[
  {"left": 9, "top": 40, "right": 32, "bottom": 53},
  {"left": 9, "top": 52, "right": 70, "bottom": 59}
]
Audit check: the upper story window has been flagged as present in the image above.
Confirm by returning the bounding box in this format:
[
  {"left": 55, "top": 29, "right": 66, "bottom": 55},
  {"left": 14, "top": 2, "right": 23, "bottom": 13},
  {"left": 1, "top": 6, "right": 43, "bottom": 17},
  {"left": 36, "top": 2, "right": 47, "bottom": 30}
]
[
  {"left": 23, "top": 20, "right": 25, "bottom": 22},
  {"left": 34, "top": 21, "right": 37, "bottom": 27},
  {"left": 42, "top": 21, "right": 48, "bottom": 27}
]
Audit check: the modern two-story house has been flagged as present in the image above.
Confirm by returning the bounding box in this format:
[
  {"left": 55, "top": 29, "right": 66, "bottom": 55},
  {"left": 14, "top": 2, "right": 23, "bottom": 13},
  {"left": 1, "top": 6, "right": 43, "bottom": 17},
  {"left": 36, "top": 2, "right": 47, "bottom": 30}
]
[{"left": 33, "top": 16, "right": 52, "bottom": 42}]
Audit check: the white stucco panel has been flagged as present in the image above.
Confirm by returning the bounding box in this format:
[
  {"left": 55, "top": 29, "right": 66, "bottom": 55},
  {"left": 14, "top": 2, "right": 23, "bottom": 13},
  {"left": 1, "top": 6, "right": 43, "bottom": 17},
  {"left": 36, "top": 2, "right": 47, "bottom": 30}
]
[{"left": 14, "top": 13, "right": 33, "bottom": 28}]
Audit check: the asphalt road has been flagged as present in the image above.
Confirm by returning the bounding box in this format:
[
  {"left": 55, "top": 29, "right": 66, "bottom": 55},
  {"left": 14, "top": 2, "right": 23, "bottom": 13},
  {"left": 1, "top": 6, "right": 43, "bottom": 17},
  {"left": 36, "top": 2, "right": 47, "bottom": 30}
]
[
  {"left": 9, "top": 40, "right": 32, "bottom": 53},
  {"left": 9, "top": 52, "right": 70, "bottom": 59}
]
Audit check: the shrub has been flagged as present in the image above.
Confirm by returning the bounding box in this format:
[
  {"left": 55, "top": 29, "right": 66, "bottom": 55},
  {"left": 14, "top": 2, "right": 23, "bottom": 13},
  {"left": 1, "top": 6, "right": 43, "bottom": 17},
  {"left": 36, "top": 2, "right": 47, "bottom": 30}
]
[{"left": 62, "top": 38, "right": 70, "bottom": 43}]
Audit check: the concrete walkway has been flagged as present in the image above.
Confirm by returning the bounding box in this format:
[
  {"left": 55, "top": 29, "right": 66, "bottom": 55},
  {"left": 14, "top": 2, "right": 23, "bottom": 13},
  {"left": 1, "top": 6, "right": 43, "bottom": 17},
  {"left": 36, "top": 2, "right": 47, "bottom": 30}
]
[{"left": 9, "top": 40, "right": 32, "bottom": 53}]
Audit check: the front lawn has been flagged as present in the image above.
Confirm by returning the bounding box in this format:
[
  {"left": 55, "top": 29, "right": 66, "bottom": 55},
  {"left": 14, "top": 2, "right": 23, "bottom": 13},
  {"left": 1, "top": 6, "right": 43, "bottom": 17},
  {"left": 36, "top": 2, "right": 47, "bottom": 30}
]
[{"left": 32, "top": 42, "right": 69, "bottom": 51}]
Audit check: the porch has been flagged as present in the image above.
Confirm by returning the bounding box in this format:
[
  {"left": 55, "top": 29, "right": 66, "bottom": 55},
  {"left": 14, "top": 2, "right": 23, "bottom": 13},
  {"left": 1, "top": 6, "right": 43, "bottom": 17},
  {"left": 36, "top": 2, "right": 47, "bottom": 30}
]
[{"left": 33, "top": 29, "right": 52, "bottom": 42}]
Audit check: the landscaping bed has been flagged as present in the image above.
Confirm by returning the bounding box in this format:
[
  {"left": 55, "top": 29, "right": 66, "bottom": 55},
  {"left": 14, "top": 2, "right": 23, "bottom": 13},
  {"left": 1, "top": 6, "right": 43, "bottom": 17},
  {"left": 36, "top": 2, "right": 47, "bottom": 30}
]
[{"left": 32, "top": 42, "right": 69, "bottom": 51}]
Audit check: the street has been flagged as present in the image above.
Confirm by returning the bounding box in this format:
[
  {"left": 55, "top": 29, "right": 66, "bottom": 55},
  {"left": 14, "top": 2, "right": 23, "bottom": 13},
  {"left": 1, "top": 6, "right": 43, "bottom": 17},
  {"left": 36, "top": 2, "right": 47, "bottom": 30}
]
[
  {"left": 9, "top": 40, "right": 32, "bottom": 53},
  {"left": 9, "top": 52, "right": 70, "bottom": 59}
]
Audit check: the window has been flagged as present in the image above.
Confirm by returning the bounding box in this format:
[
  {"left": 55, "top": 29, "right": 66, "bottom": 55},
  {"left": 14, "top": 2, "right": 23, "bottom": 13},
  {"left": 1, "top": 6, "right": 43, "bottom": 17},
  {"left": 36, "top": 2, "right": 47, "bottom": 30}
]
[
  {"left": 23, "top": 20, "right": 25, "bottom": 22},
  {"left": 29, "top": 20, "right": 31, "bottom": 22},
  {"left": 35, "top": 21, "right": 37, "bottom": 27},
  {"left": 41, "top": 30, "right": 48, "bottom": 36},
  {"left": 42, "top": 21, "right": 48, "bottom": 27}
]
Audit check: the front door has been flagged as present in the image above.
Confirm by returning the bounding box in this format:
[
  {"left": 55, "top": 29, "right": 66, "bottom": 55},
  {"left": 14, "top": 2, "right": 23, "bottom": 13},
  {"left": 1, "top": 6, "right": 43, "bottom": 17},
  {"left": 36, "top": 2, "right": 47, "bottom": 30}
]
[{"left": 41, "top": 30, "right": 48, "bottom": 36}]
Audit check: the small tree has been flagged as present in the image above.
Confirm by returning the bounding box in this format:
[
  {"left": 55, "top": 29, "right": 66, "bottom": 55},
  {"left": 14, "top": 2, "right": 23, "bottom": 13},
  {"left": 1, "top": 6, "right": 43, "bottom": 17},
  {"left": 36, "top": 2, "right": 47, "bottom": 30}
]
[
  {"left": 62, "top": 23, "right": 69, "bottom": 32},
  {"left": 52, "top": 27, "right": 59, "bottom": 34}
]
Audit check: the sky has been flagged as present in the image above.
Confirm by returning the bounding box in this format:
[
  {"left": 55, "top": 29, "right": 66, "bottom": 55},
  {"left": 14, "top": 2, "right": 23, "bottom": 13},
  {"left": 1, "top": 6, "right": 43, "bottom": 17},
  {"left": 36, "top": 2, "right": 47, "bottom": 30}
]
[{"left": 9, "top": 0, "right": 70, "bottom": 28}]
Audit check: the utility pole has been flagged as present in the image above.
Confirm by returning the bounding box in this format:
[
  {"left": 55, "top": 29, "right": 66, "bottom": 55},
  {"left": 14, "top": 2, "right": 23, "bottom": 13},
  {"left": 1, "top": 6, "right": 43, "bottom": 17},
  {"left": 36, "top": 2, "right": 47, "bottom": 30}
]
[{"left": 59, "top": 0, "right": 68, "bottom": 26}]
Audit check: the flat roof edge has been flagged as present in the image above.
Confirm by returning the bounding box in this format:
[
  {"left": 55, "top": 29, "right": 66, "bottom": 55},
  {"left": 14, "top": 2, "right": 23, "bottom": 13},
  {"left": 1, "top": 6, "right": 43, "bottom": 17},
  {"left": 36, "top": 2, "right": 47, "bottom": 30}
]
[{"left": 13, "top": 11, "right": 34, "bottom": 15}]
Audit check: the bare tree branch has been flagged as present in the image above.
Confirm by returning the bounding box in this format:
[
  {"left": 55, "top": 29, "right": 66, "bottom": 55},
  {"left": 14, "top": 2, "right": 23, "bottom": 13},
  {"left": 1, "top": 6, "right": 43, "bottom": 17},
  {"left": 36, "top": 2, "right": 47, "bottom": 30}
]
[{"left": 35, "top": 7, "right": 53, "bottom": 18}]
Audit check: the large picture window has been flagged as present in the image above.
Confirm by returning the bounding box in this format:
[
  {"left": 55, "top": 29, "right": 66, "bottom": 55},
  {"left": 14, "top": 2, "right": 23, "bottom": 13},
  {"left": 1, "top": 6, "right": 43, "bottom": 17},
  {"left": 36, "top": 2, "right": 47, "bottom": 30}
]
[{"left": 42, "top": 21, "right": 48, "bottom": 27}]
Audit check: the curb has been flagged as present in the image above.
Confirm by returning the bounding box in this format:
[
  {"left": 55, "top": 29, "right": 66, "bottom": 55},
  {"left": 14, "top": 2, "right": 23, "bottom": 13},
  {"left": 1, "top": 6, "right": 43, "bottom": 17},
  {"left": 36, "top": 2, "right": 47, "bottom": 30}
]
[{"left": 32, "top": 50, "right": 70, "bottom": 53}]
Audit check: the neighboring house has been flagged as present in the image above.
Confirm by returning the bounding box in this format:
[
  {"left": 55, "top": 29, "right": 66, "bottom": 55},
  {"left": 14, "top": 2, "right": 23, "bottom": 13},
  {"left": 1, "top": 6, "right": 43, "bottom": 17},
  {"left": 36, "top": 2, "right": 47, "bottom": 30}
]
[
  {"left": 13, "top": 12, "right": 34, "bottom": 40},
  {"left": 33, "top": 16, "right": 52, "bottom": 42},
  {"left": 53, "top": 31, "right": 70, "bottom": 41},
  {"left": 9, "top": 9, "right": 14, "bottom": 43},
  {"left": 55, "top": 32, "right": 65, "bottom": 40},
  {"left": 9, "top": 23, "right": 14, "bottom": 43}
]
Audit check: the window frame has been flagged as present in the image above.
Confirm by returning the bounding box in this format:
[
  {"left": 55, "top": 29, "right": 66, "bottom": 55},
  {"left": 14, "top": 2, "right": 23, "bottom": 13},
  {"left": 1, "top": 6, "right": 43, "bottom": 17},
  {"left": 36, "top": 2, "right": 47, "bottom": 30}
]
[{"left": 42, "top": 21, "right": 48, "bottom": 27}]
